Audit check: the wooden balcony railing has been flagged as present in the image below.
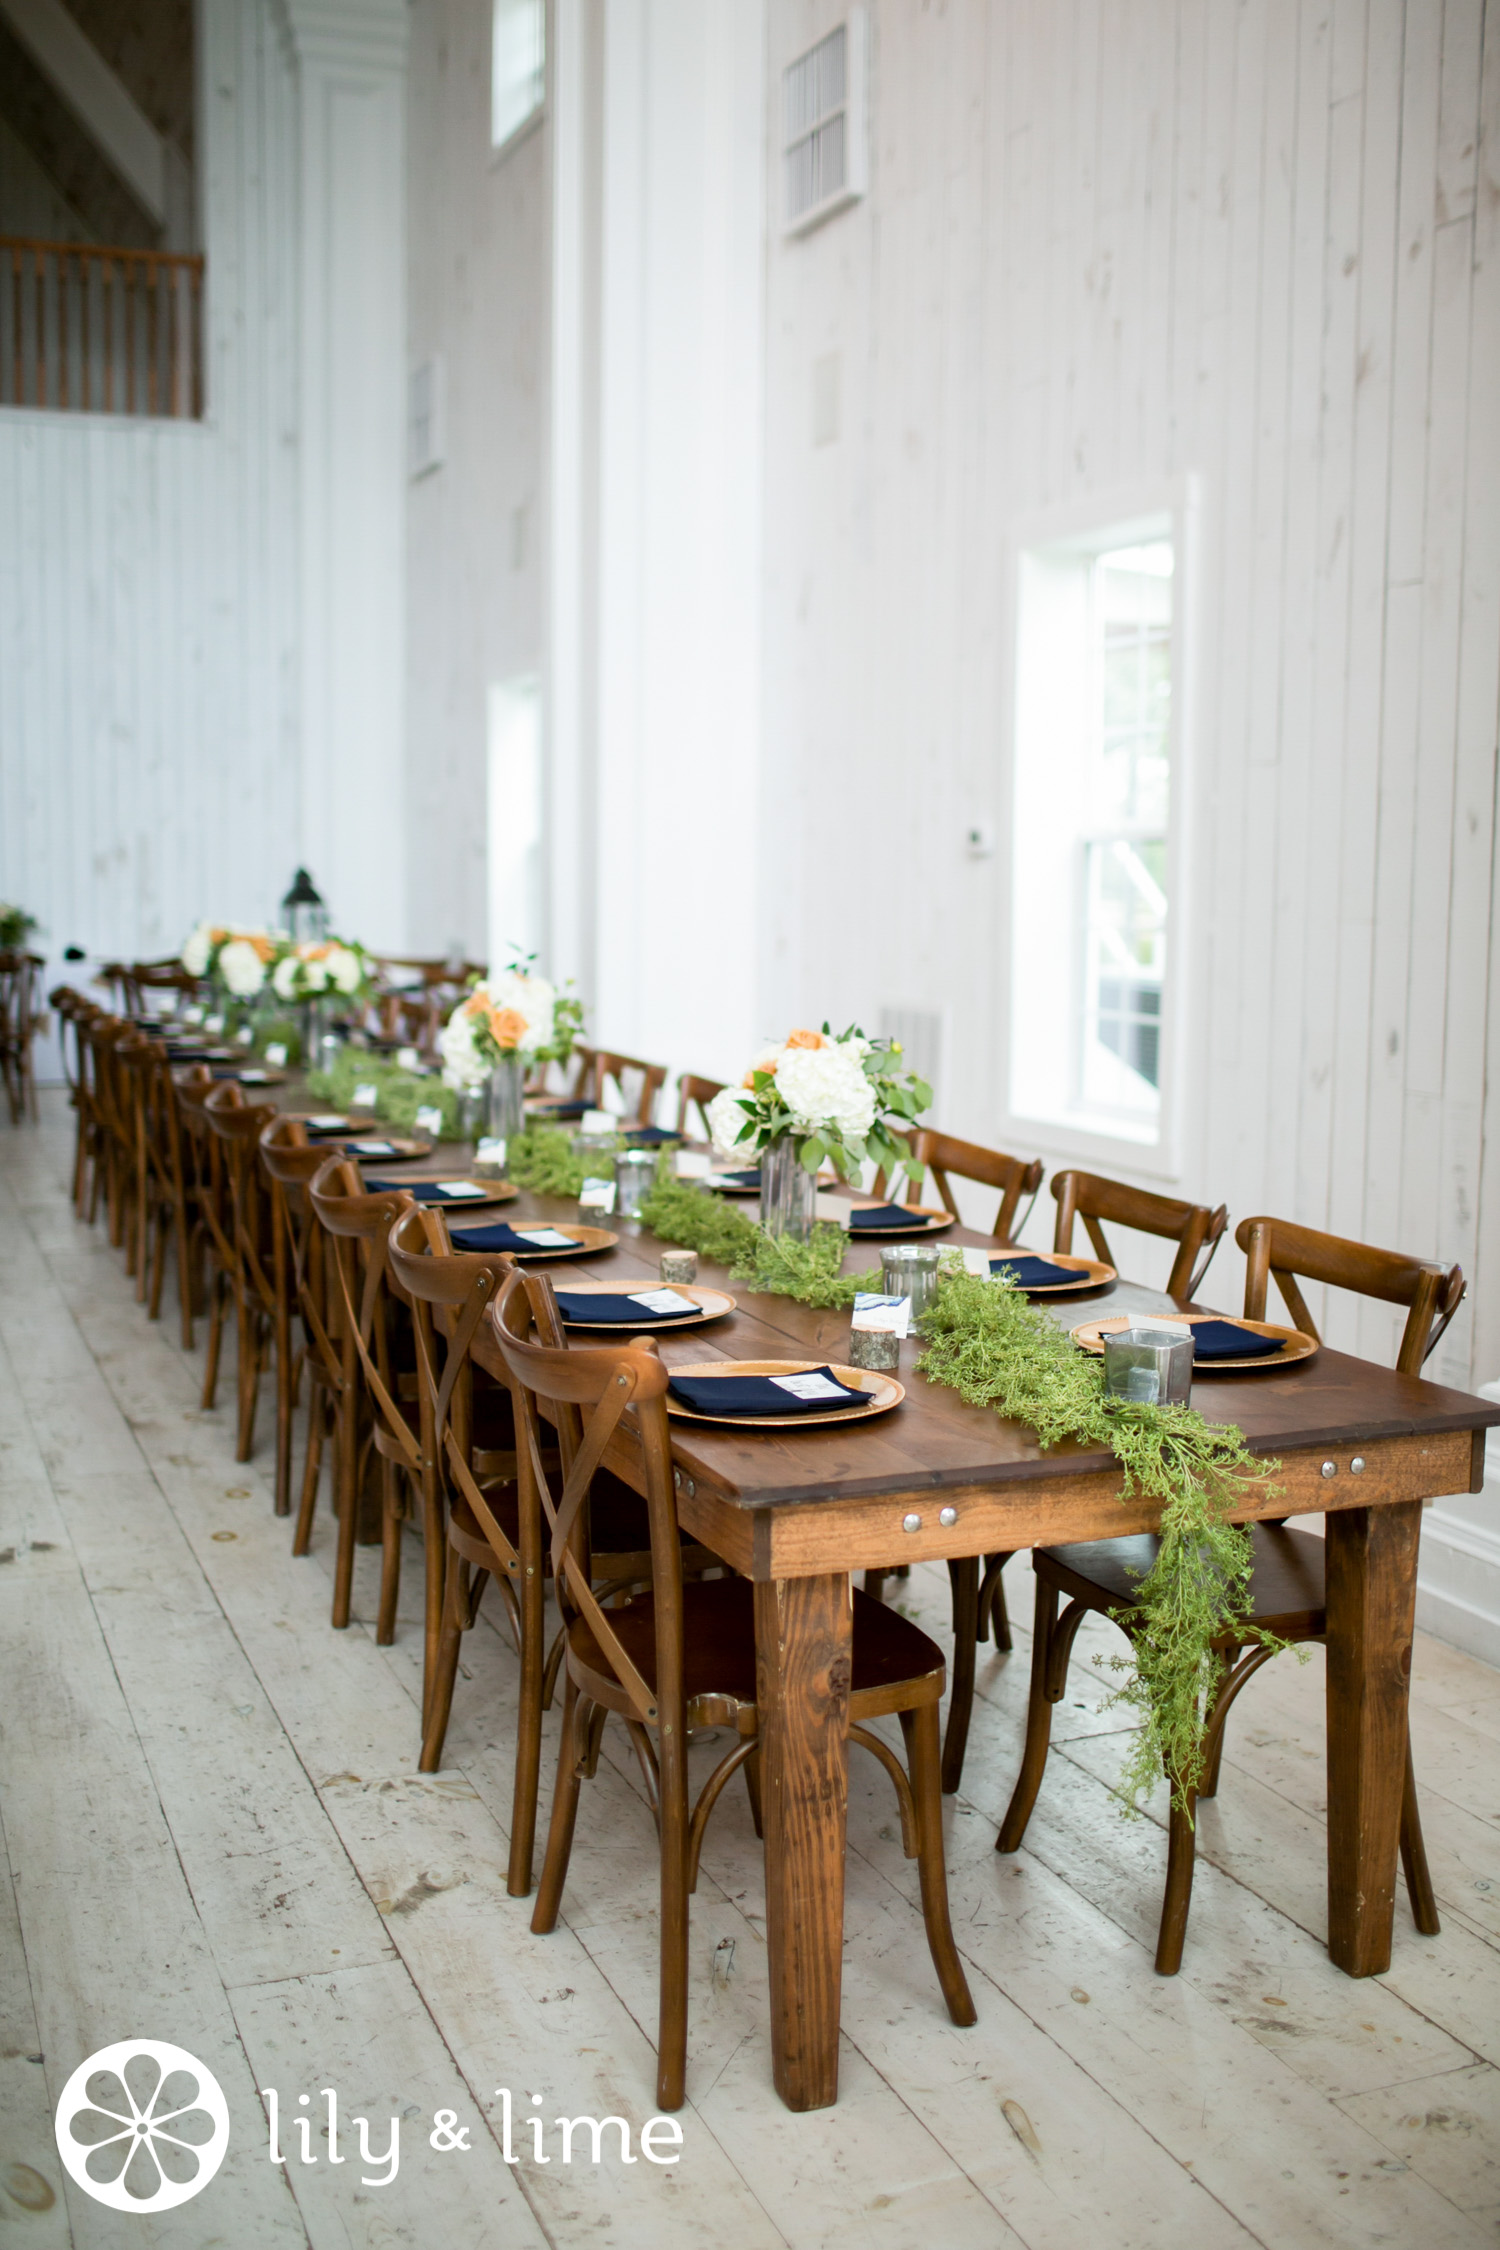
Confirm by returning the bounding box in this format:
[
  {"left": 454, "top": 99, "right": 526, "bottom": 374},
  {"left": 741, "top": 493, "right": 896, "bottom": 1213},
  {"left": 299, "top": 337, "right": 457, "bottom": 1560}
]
[{"left": 1, "top": 236, "right": 204, "bottom": 419}]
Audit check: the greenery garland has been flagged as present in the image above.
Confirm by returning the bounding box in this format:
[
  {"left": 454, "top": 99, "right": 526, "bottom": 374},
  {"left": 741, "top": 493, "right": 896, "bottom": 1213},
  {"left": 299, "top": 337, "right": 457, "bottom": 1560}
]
[
  {"left": 917, "top": 1274, "right": 1285, "bottom": 1813},
  {"left": 504, "top": 1125, "right": 619, "bottom": 1200},
  {"left": 307, "top": 1048, "right": 464, "bottom": 1136}
]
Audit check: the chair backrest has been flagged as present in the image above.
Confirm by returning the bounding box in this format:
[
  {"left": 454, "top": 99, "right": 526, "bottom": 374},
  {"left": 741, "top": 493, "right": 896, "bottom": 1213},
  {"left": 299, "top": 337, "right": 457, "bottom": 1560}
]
[
  {"left": 588, "top": 1048, "right": 667, "bottom": 1129},
  {"left": 1052, "top": 1169, "right": 1228, "bottom": 1301},
  {"left": 203, "top": 1087, "right": 279, "bottom": 1297},
  {"left": 308, "top": 1154, "right": 418, "bottom": 1458},
  {"left": 1235, "top": 1214, "right": 1465, "bottom": 1376},
  {"left": 259, "top": 1117, "right": 336, "bottom": 1358},
  {"left": 488, "top": 1268, "right": 681, "bottom": 1738},
  {"left": 675, "top": 1072, "right": 727, "bottom": 1138},
  {"left": 894, "top": 1127, "right": 1044, "bottom": 1243}
]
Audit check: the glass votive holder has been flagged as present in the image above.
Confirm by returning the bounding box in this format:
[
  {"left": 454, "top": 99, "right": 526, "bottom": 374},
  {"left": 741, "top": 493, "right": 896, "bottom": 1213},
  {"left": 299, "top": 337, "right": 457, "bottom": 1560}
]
[
  {"left": 1102, "top": 1323, "right": 1194, "bottom": 1408},
  {"left": 879, "top": 1242, "right": 943, "bottom": 1322},
  {"left": 848, "top": 1325, "right": 901, "bottom": 1373},
  {"left": 473, "top": 1136, "right": 508, "bottom": 1180},
  {"left": 614, "top": 1148, "right": 658, "bottom": 1218},
  {"left": 660, "top": 1249, "right": 699, "bottom": 1285}
]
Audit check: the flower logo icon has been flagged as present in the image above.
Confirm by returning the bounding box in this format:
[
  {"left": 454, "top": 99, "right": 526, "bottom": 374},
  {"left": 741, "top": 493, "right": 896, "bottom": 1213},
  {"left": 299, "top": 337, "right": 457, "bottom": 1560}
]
[{"left": 54, "top": 2040, "right": 230, "bottom": 2212}]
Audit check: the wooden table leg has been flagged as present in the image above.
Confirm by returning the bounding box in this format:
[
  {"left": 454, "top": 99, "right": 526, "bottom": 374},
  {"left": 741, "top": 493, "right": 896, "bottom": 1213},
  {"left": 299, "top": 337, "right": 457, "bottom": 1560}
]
[
  {"left": 754, "top": 1572, "right": 852, "bottom": 2112},
  {"left": 1324, "top": 1499, "right": 1422, "bottom": 1975}
]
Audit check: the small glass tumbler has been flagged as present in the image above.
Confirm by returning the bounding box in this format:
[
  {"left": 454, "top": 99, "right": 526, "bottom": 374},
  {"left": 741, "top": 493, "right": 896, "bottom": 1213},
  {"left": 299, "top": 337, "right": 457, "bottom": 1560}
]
[
  {"left": 1102, "top": 1323, "right": 1194, "bottom": 1408},
  {"left": 848, "top": 1326, "right": 901, "bottom": 1373},
  {"left": 614, "top": 1149, "right": 658, "bottom": 1219},
  {"left": 880, "top": 1242, "right": 942, "bottom": 1322},
  {"left": 660, "top": 1249, "right": 699, "bottom": 1285}
]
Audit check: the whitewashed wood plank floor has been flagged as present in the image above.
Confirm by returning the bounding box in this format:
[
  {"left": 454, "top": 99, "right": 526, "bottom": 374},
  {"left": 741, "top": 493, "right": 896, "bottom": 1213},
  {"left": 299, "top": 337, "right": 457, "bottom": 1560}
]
[{"left": 2, "top": 1092, "right": 1499, "bottom": 2249}]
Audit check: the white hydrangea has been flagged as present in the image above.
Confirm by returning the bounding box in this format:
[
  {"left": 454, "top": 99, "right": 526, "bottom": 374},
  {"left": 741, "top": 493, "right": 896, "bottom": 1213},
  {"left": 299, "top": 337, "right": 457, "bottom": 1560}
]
[
  {"left": 271, "top": 952, "right": 302, "bottom": 1001},
  {"left": 439, "top": 1008, "right": 490, "bottom": 1091},
  {"left": 181, "top": 922, "right": 213, "bottom": 976},
  {"left": 218, "top": 937, "right": 268, "bottom": 998},
  {"left": 706, "top": 1086, "right": 755, "bottom": 1158},
  {"left": 486, "top": 968, "right": 557, "bottom": 1056},
  {"left": 774, "top": 1040, "right": 876, "bottom": 1139},
  {"left": 326, "top": 944, "right": 364, "bottom": 996}
]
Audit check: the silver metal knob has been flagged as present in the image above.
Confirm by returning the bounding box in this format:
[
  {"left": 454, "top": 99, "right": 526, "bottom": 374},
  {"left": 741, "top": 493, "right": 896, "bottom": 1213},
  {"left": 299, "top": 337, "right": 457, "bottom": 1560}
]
[
  {"left": 1350, "top": 1456, "right": 1366, "bottom": 1475},
  {"left": 939, "top": 1506, "right": 958, "bottom": 1527},
  {"left": 902, "top": 1512, "right": 922, "bottom": 1533},
  {"left": 1321, "top": 1460, "right": 1337, "bottom": 1479}
]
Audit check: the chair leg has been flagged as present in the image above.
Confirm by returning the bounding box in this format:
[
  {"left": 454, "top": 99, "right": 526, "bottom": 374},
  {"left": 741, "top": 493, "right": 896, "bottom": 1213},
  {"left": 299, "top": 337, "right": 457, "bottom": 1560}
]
[
  {"left": 419, "top": 1552, "right": 477, "bottom": 1773},
  {"left": 656, "top": 1719, "right": 692, "bottom": 2113},
  {"left": 331, "top": 1392, "right": 360, "bottom": 1630},
  {"left": 234, "top": 1297, "right": 260, "bottom": 1463},
  {"left": 900, "top": 1703, "right": 978, "bottom": 2026},
  {"left": 742, "top": 1745, "right": 764, "bottom": 1839},
  {"left": 863, "top": 1569, "right": 888, "bottom": 1602},
  {"left": 997, "top": 1577, "right": 1060, "bottom": 1852},
  {"left": 531, "top": 1673, "right": 586, "bottom": 1935},
  {"left": 375, "top": 1457, "right": 403, "bottom": 1646},
  {"left": 147, "top": 1208, "right": 169, "bottom": 1321},
  {"left": 292, "top": 1399, "right": 326, "bottom": 1557},
  {"left": 418, "top": 1460, "right": 445, "bottom": 1731},
  {"left": 273, "top": 1309, "right": 294, "bottom": 1519},
  {"left": 507, "top": 1539, "right": 548, "bottom": 1898},
  {"left": 1155, "top": 1778, "right": 1198, "bottom": 1974},
  {"left": 1399, "top": 1735, "right": 1441, "bottom": 1936},
  {"left": 978, "top": 1553, "right": 1013, "bottom": 1651},
  {"left": 201, "top": 1273, "right": 226, "bottom": 1410},
  {"left": 174, "top": 1196, "right": 195, "bottom": 1349},
  {"left": 943, "top": 1555, "right": 980, "bottom": 1793}
]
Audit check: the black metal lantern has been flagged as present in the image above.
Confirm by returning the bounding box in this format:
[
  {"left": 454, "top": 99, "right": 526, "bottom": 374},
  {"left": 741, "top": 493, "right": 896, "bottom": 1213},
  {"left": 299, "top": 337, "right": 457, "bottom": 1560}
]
[{"left": 281, "top": 868, "right": 329, "bottom": 946}]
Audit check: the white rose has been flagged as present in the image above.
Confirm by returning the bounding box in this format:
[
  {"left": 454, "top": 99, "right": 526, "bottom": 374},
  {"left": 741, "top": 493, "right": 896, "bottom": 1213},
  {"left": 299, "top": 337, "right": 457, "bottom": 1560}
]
[
  {"left": 218, "top": 938, "right": 267, "bottom": 997},
  {"left": 774, "top": 1040, "right": 876, "bottom": 1139},
  {"left": 706, "top": 1086, "right": 756, "bottom": 1157},
  {"left": 439, "top": 1005, "right": 490, "bottom": 1090},
  {"left": 300, "top": 953, "right": 330, "bottom": 993},
  {"left": 181, "top": 923, "right": 213, "bottom": 976},
  {"left": 272, "top": 953, "right": 300, "bottom": 1001},
  {"left": 327, "top": 945, "right": 363, "bottom": 995}
]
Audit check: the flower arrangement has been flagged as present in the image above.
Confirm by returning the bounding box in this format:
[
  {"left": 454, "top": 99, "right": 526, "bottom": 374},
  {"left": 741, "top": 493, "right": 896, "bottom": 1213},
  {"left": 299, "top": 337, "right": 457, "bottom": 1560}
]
[
  {"left": 0, "top": 904, "right": 38, "bottom": 951},
  {"left": 438, "top": 961, "right": 584, "bottom": 1092},
  {"left": 270, "top": 938, "right": 370, "bottom": 1003},
  {"left": 705, "top": 1025, "right": 931, "bottom": 1182},
  {"left": 180, "top": 922, "right": 284, "bottom": 998}
]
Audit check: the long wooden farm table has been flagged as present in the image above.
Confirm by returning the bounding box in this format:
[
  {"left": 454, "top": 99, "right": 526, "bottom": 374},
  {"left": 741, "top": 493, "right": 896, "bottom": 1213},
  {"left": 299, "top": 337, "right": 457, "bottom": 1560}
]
[{"left": 370, "top": 1145, "right": 1500, "bottom": 2114}]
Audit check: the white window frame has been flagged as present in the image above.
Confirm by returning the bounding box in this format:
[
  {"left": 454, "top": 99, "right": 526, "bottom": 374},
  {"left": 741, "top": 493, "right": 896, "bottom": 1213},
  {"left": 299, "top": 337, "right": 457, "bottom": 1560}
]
[
  {"left": 490, "top": 0, "right": 546, "bottom": 161},
  {"left": 999, "top": 479, "right": 1198, "bottom": 1182}
]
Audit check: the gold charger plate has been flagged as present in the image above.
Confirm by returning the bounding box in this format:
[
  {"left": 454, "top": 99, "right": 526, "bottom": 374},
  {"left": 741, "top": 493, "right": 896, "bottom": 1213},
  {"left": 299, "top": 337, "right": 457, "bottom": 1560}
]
[
  {"left": 333, "top": 1134, "right": 435, "bottom": 1161},
  {"left": 843, "top": 1202, "right": 955, "bottom": 1238},
  {"left": 990, "top": 1251, "right": 1116, "bottom": 1294},
  {"left": 224, "top": 1067, "right": 286, "bottom": 1087},
  {"left": 664, "top": 1357, "right": 904, "bottom": 1429},
  {"left": 446, "top": 1219, "right": 619, "bottom": 1260},
  {"left": 551, "top": 1282, "right": 736, "bottom": 1332},
  {"left": 1070, "top": 1311, "right": 1319, "bottom": 1370},
  {"left": 367, "top": 1178, "right": 519, "bottom": 1210}
]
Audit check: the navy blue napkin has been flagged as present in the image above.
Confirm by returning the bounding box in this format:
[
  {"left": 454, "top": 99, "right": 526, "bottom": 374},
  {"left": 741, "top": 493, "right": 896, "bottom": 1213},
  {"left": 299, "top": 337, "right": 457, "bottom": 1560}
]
[
  {"left": 711, "top": 1167, "right": 762, "bottom": 1189},
  {"left": 1184, "top": 1319, "right": 1286, "bottom": 1361},
  {"left": 527, "top": 1098, "right": 589, "bottom": 1119},
  {"left": 668, "top": 1367, "right": 868, "bottom": 1417},
  {"left": 847, "top": 1203, "right": 925, "bottom": 1231},
  {"left": 340, "top": 1137, "right": 399, "bottom": 1158},
  {"left": 623, "top": 1125, "right": 681, "bottom": 1145},
  {"left": 990, "top": 1254, "right": 1086, "bottom": 1288},
  {"left": 365, "top": 1178, "right": 488, "bottom": 1206},
  {"left": 555, "top": 1291, "right": 699, "bottom": 1324},
  {"left": 447, "top": 1221, "right": 585, "bottom": 1254}
]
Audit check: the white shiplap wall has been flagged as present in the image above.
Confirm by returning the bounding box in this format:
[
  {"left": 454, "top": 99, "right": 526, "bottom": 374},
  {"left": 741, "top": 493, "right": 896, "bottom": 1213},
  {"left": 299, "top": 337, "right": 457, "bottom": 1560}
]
[
  {"left": 0, "top": 0, "right": 301, "bottom": 1004},
  {"left": 758, "top": 0, "right": 1500, "bottom": 1395}
]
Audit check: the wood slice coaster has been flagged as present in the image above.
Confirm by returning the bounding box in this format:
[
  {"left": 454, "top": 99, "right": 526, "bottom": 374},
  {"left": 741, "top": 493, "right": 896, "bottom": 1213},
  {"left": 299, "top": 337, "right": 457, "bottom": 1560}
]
[
  {"left": 664, "top": 1358, "right": 904, "bottom": 1429},
  {"left": 551, "top": 1283, "right": 736, "bottom": 1331},
  {"left": 444, "top": 1220, "right": 620, "bottom": 1260},
  {"left": 1070, "top": 1311, "right": 1319, "bottom": 1370}
]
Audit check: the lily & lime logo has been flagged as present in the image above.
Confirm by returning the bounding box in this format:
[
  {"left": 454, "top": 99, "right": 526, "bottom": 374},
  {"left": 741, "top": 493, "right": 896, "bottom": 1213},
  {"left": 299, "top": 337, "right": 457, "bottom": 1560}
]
[{"left": 54, "top": 2040, "right": 230, "bottom": 2212}]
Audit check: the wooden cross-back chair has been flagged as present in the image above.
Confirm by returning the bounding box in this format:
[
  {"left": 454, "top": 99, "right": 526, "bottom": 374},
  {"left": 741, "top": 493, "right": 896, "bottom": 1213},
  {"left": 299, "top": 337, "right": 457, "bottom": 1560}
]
[
  {"left": 258, "top": 1118, "right": 335, "bottom": 1521},
  {"left": 494, "top": 1267, "right": 976, "bottom": 2111},
  {"left": 202, "top": 1085, "right": 280, "bottom": 1460},
  {"left": 78, "top": 1012, "right": 132, "bottom": 1244},
  {"left": 114, "top": 1034, "right": 191, "bottom": 1325},
  {"left": 674, "top": 1072, "right": 727, "bottom": 1138},
  {"left": 49, "top": 988, "right": 93, "bottom": 1206},
  {"left": 996, "top": 1216, "right": 1459, "bottom": 1975},
  {"left": 585, "top": 1048, "right": 668, "bottom": 1130},
  {"left": 0, "top": 950, "right": 44, "bottom": 1124},
  {"left": 1052, "top": 1169, "right": 1228, "bottom": 1302},
  {"left": 308, "top": 1156, "right": 426, "bottom": 1640},
  {"left": 865, "top": 1125, "right": 1047, "bottom": 1785}
]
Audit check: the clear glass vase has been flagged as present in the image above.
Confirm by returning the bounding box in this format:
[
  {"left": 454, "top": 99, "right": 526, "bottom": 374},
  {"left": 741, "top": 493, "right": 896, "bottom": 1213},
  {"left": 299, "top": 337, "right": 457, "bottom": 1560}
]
[
  {"left": 486, "top": 1053, "right": 526, "bottom": 1143},
  {"left": 759, "top": 1135, "right": 816, "bottom": 1240}
]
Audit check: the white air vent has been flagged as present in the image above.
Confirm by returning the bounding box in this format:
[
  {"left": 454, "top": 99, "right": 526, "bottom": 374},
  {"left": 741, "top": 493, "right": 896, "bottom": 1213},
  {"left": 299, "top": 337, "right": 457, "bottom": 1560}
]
[
  {"left": 408, "top": 355, "right": 445, "bottom": 479},
  {"left": 783, "top": 10, "right": 867, "bottom": 236},
  {"left": 879, "top": 1004, "right": 944, "bottom": 1107}
]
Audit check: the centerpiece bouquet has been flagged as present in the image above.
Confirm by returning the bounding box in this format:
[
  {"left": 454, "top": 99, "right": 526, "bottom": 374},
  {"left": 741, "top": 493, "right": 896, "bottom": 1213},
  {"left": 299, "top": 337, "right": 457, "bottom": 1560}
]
[
  {"left": 180, "top": 922, "right": 286, "bottom": 1003},
  {"left": 706, "top": 1025, "right": 931, "bottom": 1238},
  {"left": 270, "top": 939, "right": 371, "bottom": 1004},
  {"left": 439, "top": 959, "right": 586, "bottom": 1139}
]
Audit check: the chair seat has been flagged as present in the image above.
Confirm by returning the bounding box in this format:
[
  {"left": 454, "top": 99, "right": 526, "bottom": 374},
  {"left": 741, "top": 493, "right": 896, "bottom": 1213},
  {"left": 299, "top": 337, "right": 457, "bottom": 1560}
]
[
  {"left": 567, "top": 1577, "right": 946, "bottom": 1712},
  {"left": 1037, "top": 1522, "right": 1327, "bottom": 1641}
]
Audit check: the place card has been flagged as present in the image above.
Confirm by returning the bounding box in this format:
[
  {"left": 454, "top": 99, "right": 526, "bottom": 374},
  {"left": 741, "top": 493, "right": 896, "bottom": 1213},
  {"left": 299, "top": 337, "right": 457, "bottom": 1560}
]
[
  {"left": 414, "top": 1104, "right": 445, "bottom": 1138},
  {"left": 961, "top": 1246, "right": 994, "bottom": 1277},
  {"left": 473, "top": 1135, "right": 507, "bottom": 1179},
  {"left": 628, "top": 1289, "right": 696, "bottom": 1316},
  {"left": 579, "top": 1177, "right": 616, "bottom": 1214},
  {"left": 205, "top": 1014, "right": 225, "bottom": 1034},
  {"left": 182, "top": 1005, "right": 205, "bottom": 1025},
  {"left": 347, "top": 1140, "right": 397, "bottom": 1159},
  {"left": 771, "top": 1371, "right": 856, "bottom": 1403},
  {"left": 852, "top": 1292, "right": 911, "bottom": 1338},
  {"left": 352, "top": 1082, "right": 380, "bottom": 1109},
  {"left": 813, "top": 1193, "right": 850, "bottom": 1226},
  {"left": 237, "top": 1025, "right": 255, "bottom": 1047},
  {"left": 581, "top": 1109, "right": 615, "bottom": 1134},
  {"left": 264, "top": 1042, "right": 289, "bottom": 1068},
  {"left": 432, "top": 1181, "right": 487, "bottom": 1200},
  {"left": 238, "top": 1069, "right": 269, "bottom": 1084},
  {"left": 308, "top": 1114, "right": 348, "bottom": 1131},
  {"left": 396, "top": 1045, "right": 424, "bottom": 1073},
  {"left": 675, "top": 1150, "right": 711, "bottom": 1179},
  {"left": 518, "top": 1228, "right": 581, "bottom": 1248}
]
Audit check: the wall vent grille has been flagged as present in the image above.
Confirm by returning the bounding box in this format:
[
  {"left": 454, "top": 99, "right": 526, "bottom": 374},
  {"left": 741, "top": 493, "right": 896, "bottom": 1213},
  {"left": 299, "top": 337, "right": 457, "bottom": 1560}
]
[{"left": 783, "top": 12, "right": 866, "bottom": 235}]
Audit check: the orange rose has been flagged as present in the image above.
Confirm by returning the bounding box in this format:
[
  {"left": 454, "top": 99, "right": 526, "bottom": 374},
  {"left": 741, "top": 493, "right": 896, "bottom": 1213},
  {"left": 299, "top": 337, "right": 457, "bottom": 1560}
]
[
  {"left": 251, "top": 934, "right": 276, "bottom": 962},
  {"left": 464, "top": 992, "right": 488, "bottom": 1018},
  {"left": 488, "top": 1006, "right": 528, "bottom": 1050},
  {"left": 785, "top": 1028, "right": 825, "bottom": 1051}
]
